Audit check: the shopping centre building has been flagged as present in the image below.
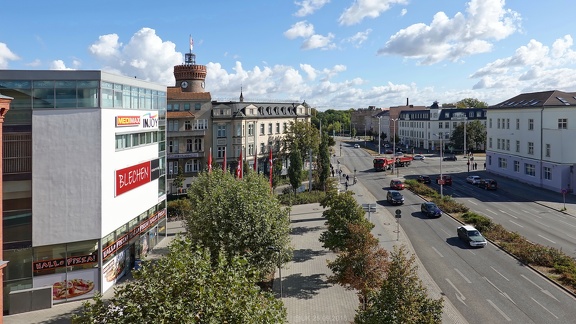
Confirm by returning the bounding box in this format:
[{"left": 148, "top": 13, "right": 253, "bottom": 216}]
[{"left": 0, "top": 70, "right": 167, "bottom": 313}]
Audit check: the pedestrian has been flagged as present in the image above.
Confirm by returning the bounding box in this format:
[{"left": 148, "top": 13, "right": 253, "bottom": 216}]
[
  {"left": 345, "top": 181, "right": 348, "bottom": 191},
  {"left": 331, "top": 169, "right": 335, "bottom": 177},
  {"left": 346, "top": 174, "right": 350, "bottom": 182},
  {"left": 475, "top": 162, "right": 478, "bottom": 170},
  {"left": 484, "top": 162, "right": 486, "bottom": 169}
]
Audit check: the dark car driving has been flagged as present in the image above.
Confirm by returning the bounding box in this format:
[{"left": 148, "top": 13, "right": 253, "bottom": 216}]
[
  {"left": 417, "top": 175, "right": 432, "bottom": 184},
  {"left": 421, "top": 202, "right": 442, "bottom": 217},
  {"left": 443, "top": 155, "right": 457, "bottom": 161},
  {"left": 387, "top": 190, "right": 405, "bottom": 205},
  {"left": 478, "top": 179, "right": 498, "bottom": 190}
]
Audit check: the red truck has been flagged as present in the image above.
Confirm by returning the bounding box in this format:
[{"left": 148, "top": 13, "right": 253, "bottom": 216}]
[
  {"left": 373, "top": 158, "right": 394, "bottom": 171},
  {"left": 395, "top": 156, "right": 413, "bottom": 167}
]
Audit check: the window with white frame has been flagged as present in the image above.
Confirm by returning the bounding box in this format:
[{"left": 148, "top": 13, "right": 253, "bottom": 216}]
[
  {"left": 528, "top": 142, "right": 534, "bottom": 155},
  {"left": 497, "top": 118, "right": 500, "bottom": 129},
  {"left": 525, "top": 163, "right": 535, "bottom": 176},
  {"left": 529, "top": 119, "right": 534, "bottom": 130},
  {"left": 276, "top": 123, "right": 280, "bottom": 133},
  {"left": 445, "top": 122, "right": 449, "bottom": 128},
  {"left": 168, "top": 161, "right": 178, "bottom": 176},
  {"left": 248, "top": 144, "right": 254, "bottom": 156},
  {"left": 514, "top": 161, "right": 519, "bottom": 172},
  {"left": 559, "top": 118, "right": 568, "bottom": 129},
  {"left": 193, "top": 119, "right": 208, "bottom": 130},
  {"left": 217, "top": 124, "right": 227, "bottom": 137},
  {"left": 506, "top": 139, "right": 510, "bottom": 151},
  {"left": 194, "top": 138, "right": 202, "bottom": 152},
  {"left": 497, "top": 138, "right": 501, "bottom": 150},
  {"left": 235, "top": 123, "right": 242, "bottom": 137},
  {"left": 516, "top": 118, "right": 520, "bottom": 130},
  {"left": 268, "top": 123, "right": 273, "bottom": 134},
  {"left": 184, "top": 120, "right": 192, "bottom": 130},
  {"left": 545, "top": 144, "right": 550, "bottom": 157},
  {"left": 506, "top": 119, "right": 510, "bottom": 129},
  {"left": 544, "top": 166, "right": 552, "bottom": 180},
  {"left": 260, "top": 123, "right": 265, "bottom": 135},
  {"left": 439, "top": 122, "right": 443, "bottom": 129},
  {"left": 169, "top": 140, "right": 178, "bottom": 153},
  {"left": 516, "top": 140, "right": 520, "bottom": 152},
  {"left": 248, "top": 123, "right": 254, "bottom": 136},
  {"left": 260, "top": 143, "right": 265, "bottom": 153},
  {"left": 186, "top": 139, "right": 193, "bottom": 152},
  {"left": 498, "top": 157, "right": 507, "bottom": 169},
  {"left": 217, "top": 146, "right": 225, "bottom": 158},
  {"left": 185, "top": 159, "right": 201, "bottom": 173}
]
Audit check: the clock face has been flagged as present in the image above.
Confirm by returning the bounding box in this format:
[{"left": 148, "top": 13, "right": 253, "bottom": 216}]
[{"left": 181, "top": 81, "right": 189, "bottom": 88}]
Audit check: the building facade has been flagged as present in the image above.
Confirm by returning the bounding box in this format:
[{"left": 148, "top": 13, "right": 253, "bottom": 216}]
[
  {"left": 1, "top": 70, "right": 167, "bottom": 313},
  {"left": 486, "top": 90, "right": 576, "bottom": 193},
  {"left": 397, "top": 101, "right": 487, "bottom": 152}
]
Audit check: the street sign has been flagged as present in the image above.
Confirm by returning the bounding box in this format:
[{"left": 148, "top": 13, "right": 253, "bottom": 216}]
[
  {"left": 362, "top": 203, "right": 376, "bottom": 212},
  {"left": 561, "top": 188, "right": 568, "bottom": 194},
  {"left": 395, "top": 209, "right": 401, "bottom": 215}
]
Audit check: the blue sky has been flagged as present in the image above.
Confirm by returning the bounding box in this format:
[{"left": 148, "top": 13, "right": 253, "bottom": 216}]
[{"left": 1, "top": 0, "right": 575, "bottom": 109}]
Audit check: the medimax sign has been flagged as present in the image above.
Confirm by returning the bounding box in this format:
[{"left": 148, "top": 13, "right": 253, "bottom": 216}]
[
  {"left": 115, "top": 159, "right": 160, "bottom": 196},
  {"left": 115, "top": 112, "right": 158, "bottom": 129}
]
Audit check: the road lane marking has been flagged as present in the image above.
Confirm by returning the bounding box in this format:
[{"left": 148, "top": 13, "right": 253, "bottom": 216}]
[
  {"left": 491, "top": 266, "right": 510, "bottom": 281},
  {"left": 487, "top": 299, "right": 511, "bottom": 321},
  {"left": 485, "top": 277, "right": 515, "bottom": 305},
  {"left": 486, "top": 209, "right": 497, "bottom": 215},
  {"left": 523, "top": 210, "right": 542, "bottom": 218},
  {"left": 534, "top": 220, "right": 551, "bottom": 228},
  {"left": 508, "top": 220, "right": 524, "bottom": 228},
  {"left": 567, "top": 233, "right": 576, "bottom": 240},
  {"left": 499, "top": 210, "right": 518, "bottom": 219},
  {"left": 521, "top": 274, "right": 559, "bottom": 301},
  {"left": 454, "top": 268, "right": 471, "bottom": 283},
  {"left": 432, "top": 247, "right": 444, "bottom": 257},
  {"left": 467, "top": 200, "right": 478, "bottom": 205},
  {"left": 445, "top": 278, "right": 467, "bottom": 305},
  {"left": 439, "top": 228, "right": 450, "bottom": 235},
  {"left": 557, "top": 219, "right": 576, "bottom": 228},
  {"left": 537, "top": 234, "right": 556, "bottom": 244},
  {"left": 531, "top": 297, "right": 559, "bottom": 319}
]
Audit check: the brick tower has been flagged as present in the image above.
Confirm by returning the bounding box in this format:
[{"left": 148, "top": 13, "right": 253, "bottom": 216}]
[{"left": 173, "top": 36, "right": 207, "bottom": 93}]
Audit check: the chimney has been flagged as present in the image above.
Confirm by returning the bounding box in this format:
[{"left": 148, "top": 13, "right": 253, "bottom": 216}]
[{"left": 406, "top": 98, "right": 409, "bottom": 106}]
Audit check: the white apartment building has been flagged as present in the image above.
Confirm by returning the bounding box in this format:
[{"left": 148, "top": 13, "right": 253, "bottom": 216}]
[{"left": 487, "top": 90, "right": 576, "bottom": 192}]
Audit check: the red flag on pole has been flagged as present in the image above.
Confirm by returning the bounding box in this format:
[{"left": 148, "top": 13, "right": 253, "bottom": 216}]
[
  {"left": 208, "top": 147, "right": 213, "bottom": 173},
  {"left": 253, "top": 148, "right": 258, "bottom": 172},
  {"left": 269, "top": 147, "right": 273, "bottom": 189},
  {"left": 223, "top": 147, "right": 227, "bottom": 172},
  {"left": 236, "top": 151, "right": 243, "bottom": 179}
]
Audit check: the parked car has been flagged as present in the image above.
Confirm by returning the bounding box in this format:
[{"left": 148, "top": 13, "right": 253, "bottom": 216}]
[
  {"left": 394, "top": 152, "right": 404, "bottom": 157},
  {"left": 387, "top": 190, "right": 405, "bottom": 205},
  {"left": 478, "top": 179, "right": 498, "bottom": 190},
  {"left": 443, "top": 155, "right": 457, "bottom": 161},
  {"left": 437, "top": 175, "right": 452, "bottom": 186},
  {"left": 413, "top": 154, "right": 425, "bottom": 160},
  {"left": 417, "top": 175, "right": 431, "bottom": 184},
  {"left": 385, "top": 149, "right": 394, "bottom": 154},
  {"left": 421, "top": 202, "right": 442, "bottom": 217},
  {"left": 466, "top": 175, "right": 482, "bottom": 185},
  {"left": 354, "top": 144, "right": 360, "bottom": 148},
  {"left": 389, "top": 179, "right": 405, "bottom": 190},
  {"left": 457, "top": 225, "right": 487, "bottom": 247}
]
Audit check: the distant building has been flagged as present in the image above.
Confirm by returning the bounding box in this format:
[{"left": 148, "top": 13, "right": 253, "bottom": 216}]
[
  {"left": 0, "top": 70, "right": 167, "bottom": 313},
  {"left": 487, "top": 90, "right": 576, "bottom": 193}
]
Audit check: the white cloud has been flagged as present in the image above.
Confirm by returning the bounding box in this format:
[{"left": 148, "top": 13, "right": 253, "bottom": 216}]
[
  {"left": 50, "top": 60, "right": 74, "bottom": 70},
  {"left": 400, "top": 8, "right": 407, "bottom": 16},
  {"left": 377, "top": 0, "right": 521, "bottom": 64},
  {"left": 26, "top": 59, "right": 42, "bottom": 67},
  {"left": 302, "top": 33, "right": 336, "bottom": 50},
  {"left": 344, "top": 29, "right": 372, "bottom": 47},
  {"left": 300, "top": 63, "right": 317, "bottom": 80},
  {"left": 284, "top": 21, "right": 315, "bottom": 39},
  {"left": 88, "top": 28, "right": 182, "bottom": 85},
  {"left": 294, "top": 0, "right": 330, "bottom": 17},
  {"left": 339, "top": 0, "right": 408, "bottom": 26},
  {"left": 0, "top": 43, "right": 20, "bottom": 68}
]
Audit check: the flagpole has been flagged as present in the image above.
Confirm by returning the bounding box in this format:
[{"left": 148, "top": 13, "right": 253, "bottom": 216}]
[
  {"left": 269, "top": 146, "right": 273, "bottom": 192},
  {"left": 223, "top": 147, "right": 227, "bottom": 172}
]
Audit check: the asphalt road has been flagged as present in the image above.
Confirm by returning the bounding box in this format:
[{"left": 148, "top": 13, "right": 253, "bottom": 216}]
[{"left": 340, "top": 139, "right": 576, "bottom": 323}]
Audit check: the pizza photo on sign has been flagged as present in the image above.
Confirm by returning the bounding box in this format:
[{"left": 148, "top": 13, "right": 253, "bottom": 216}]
[{"left": 53, "top": 278, "right": 94, "bottom": 300}]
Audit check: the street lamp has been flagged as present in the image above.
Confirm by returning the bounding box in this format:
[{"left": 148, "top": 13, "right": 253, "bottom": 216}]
[
  {"left": 390, "top": 118, "right": 399, "bottom": 174},
  {"left": 340, "top": 143, "right": 342, "bottom": 156},
  {"left": 268, "top": 247, "right": 282, "bottom": 298},
  {"left": 377, "top": 116, "right": 382, "bottom": 155},
  {"left": 435, "top": 133, "right": 444, "bottom": 198}
]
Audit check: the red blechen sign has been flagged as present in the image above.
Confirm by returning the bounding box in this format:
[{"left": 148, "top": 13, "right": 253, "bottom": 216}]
[{"left": 115, "top": 161, "right": 151, "bottom": 196}]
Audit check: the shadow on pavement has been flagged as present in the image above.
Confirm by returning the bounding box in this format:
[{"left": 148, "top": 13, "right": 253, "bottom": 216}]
[
  {"left": 292, "top": 248, "right": 329, "bottom": 263},
  {"left": 291, "top": 226, "right": 324, "bottom": 236},
  {"left": 280, "top": 273, "right": 332, "bottom": 299}
]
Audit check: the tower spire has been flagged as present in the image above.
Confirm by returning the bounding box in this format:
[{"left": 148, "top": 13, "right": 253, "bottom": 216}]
[{"left": 240, "top": 86, "right": 244, "bottom": 102}]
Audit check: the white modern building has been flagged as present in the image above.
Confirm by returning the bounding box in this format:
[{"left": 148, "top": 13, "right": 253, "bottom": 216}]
[
  {"left": 1, "top": 70, "right": 167, "bottom": 313},
  {"left": 486, "top": 90, "right": 576, "bottom": 193}
]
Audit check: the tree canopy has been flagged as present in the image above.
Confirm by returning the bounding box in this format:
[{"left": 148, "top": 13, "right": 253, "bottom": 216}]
[
  {"left": 283, "top": 120, "right": 320, "bottom": 160},
  {"left": 355, "top": 245, "right": 443, "bottom": 324},
  {"left": 449, "top": 119, "right": 486, "bottom": 152},
  {"left": 456, "top": 98, "right": 489, "bottom": 108},
  {"left": 73, "top": 238, "right": 287, "bottom": 324},
  {"left": 184, "top": 170, "right": 292, "bottom": 277}
]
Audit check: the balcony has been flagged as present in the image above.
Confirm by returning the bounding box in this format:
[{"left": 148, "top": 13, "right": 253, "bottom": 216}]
[
  {"left": 167, "top": 151, "right": 205, "bottom": 159},
  {"left": 167, "top": 129, "right": 206, "bottom": 137}
]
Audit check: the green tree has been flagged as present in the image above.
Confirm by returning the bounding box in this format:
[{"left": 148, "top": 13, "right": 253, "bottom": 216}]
[
  {"left": 319, "top": 191, "right": 373, "bottom": 252},
  {"left": 172, "top": 166, "right": 185, "bottom": 194},
  {"left": 355, "top": 245, "right": 443, "bottom": 324},
  {"left": 351, "top": 127, "right": 357, "bottom": 138},
  {"left": 283, "top": 120, "right": 320, "bottom": 162},
  {"left": 449, "top": 120, "right": 486, "bottom": 152},
  {"left": 288, "top": 149, "right": 303, "bottom": 193},
  {"left": 380, "top": 132, "right": 387, "bottom": 142},
  {"left": 271, "top": 157, "right": 283, "bottom": 190},
  {"left": 456, "top": 98, "right": 488, "bottom": 108},
  {"left": 327, "top": 223, "right": 389, "bottom": 310},
  {"left": 73, "top": 238, "right": 287, "bottom": 324},
  {"left": 167, "top": 198, "right": 192, "bottom": 221},
  {"left": 184, "top": 170, "right": 292, "bottom": 277},
  {"left": 317, "top": 133, "right": 331, "bottom": 191}
]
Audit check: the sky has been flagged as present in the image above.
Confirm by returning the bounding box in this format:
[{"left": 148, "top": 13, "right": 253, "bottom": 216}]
[{"left": 1, "top": 0, "right": 576, "bottom": 110}]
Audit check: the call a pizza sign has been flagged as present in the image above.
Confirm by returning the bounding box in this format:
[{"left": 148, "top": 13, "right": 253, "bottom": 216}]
[{"left": 115, "top": 159, "right": 160, "bottom": 196}]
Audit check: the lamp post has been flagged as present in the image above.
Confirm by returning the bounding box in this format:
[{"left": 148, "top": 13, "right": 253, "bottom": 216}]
[
  {"left": 268, "top": 247, "right": 282, "bottom": 298},
  {"left": 435, "top": 133, "right": 444, "bottom": 198},
  {"left": 340, "top": 143, "right": 342, "bottom": 156},
  {"left": 391, "top": 118, "right": 399, "bottom": 174},
  {"left": 377, "top": 116, "right": 382, "bottom": 155}
]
